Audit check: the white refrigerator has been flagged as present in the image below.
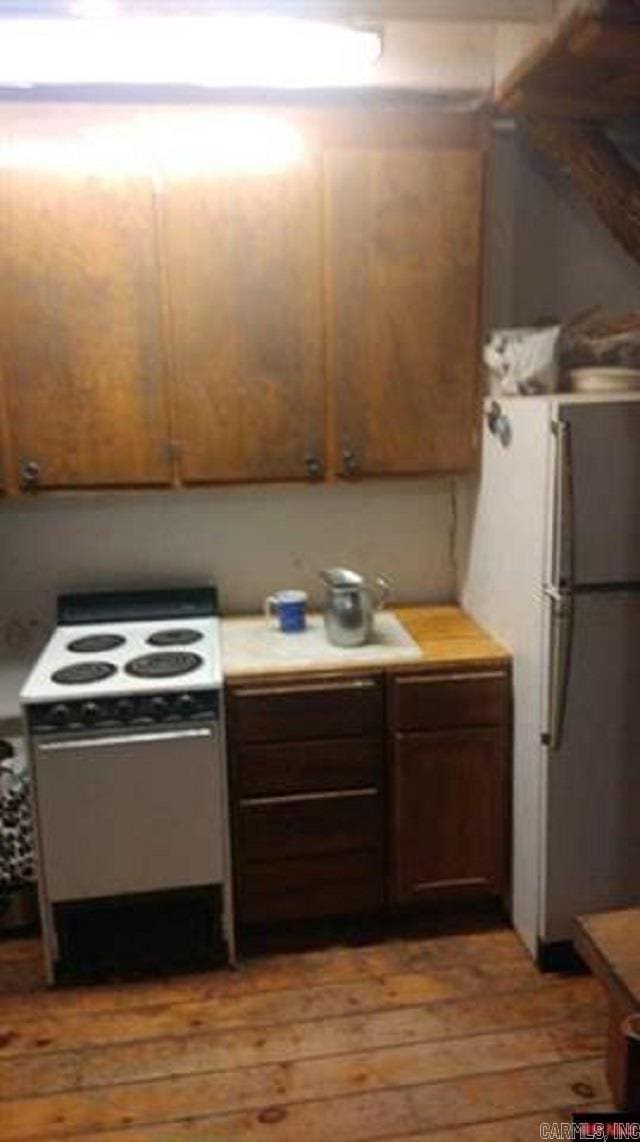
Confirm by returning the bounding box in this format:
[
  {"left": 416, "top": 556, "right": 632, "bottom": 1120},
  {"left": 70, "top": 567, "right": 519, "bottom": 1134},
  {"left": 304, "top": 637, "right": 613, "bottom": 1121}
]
[{"left": 463, "top": 393, "right": 640, "bottom": 965}]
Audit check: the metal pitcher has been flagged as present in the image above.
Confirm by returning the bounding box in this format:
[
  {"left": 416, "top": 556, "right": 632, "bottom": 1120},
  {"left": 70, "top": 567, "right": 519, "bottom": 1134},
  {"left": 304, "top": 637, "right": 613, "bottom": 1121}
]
[{"left": 320, "top": 567, "right": 392, "bottom": 648}]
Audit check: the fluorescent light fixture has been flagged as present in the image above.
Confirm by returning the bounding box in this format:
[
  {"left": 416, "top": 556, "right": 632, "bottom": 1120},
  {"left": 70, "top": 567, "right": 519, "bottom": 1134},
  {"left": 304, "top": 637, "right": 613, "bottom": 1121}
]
[{"left": 0, "top": 15, "right": 382, "bottom": 88}]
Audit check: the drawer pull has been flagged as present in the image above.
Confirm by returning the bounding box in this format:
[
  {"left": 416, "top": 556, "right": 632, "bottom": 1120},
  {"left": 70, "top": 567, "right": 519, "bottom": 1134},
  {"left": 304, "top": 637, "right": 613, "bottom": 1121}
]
[
  {"left": 397, "top": 671, "right": 506, "bottom": 686},
  {"left": 413, "top": 876, "right": 486, "bottom": 892},
  {"left": 240, "top": 787, "right": 378, "bottom": 807},
  {"left": 235, "top": 680, "right": 377, "bottom": 698}
]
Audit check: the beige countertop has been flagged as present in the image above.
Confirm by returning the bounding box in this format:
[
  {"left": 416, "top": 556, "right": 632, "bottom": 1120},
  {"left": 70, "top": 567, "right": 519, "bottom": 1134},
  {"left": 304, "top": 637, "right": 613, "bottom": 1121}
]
[{"left": 221, "top": 604, "right": 510, "bottom": 681}]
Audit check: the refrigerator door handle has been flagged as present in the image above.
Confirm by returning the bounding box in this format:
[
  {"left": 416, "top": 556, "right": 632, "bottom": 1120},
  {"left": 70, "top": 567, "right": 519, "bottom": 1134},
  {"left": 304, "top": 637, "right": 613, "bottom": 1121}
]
[
  {"left": 551, "top": 420, "right": 575, "bottom": 592},
  {"left": 542, "top": 587, "right": 574, "bottom": 752}
]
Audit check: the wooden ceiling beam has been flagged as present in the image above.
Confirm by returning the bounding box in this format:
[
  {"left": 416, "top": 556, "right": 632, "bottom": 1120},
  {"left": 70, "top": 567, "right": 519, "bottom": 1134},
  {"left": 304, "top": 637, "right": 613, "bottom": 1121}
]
[
  {"left": 568, "top": 20, "right": 640, "bottom": 59},
  {"left": 504, "top": 90, "right": 633, "bottom": 119},
  {"left": 496, "top": 4, "right": 640, "bottom": 121},
  {"left": 523, "top": 115, "right": 640, "bottom": 265},
  {"left": 495, "top": 4, "right": 640, "bottom": 267}
]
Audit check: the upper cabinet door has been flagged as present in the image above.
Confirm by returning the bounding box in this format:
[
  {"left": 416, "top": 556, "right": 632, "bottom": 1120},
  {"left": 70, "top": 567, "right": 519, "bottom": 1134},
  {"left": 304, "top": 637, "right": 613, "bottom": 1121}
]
[
  {"left": 326, "top": 133, "right": 484, "bottom": 478},
  {"left": 0, "top": 165, "right": 171, "bottom": 490},
  {"left": 162, "top": 139, "right": 325, "bottom": 484}
]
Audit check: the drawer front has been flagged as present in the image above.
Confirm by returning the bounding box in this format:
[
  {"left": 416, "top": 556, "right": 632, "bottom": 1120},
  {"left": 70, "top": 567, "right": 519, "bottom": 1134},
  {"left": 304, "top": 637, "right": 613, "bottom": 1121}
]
[
  {"left": 234, "top": 737, "right": 382, "bottom": 798},
  {"left": 393, "top": 671, "right": 508, "bottom": 731},
  {"left": 228, "top": 676, "right": 383, "bottom": 743},
  {"left": 237, "top": 789, "right": 381, "bottom": 861},
  {"left": 237, "top": 850, "right": 383, "bottom": 923}
]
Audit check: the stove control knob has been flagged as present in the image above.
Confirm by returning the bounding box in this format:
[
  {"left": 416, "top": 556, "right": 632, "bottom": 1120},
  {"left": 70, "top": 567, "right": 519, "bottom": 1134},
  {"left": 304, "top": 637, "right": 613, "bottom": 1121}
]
[
  {"left": 50, "top": 703, "right": 70, "bottom": 728},
  {"left": 115, "top": 698, "right": 135, "bottom": 723},
  {"left": 150, "top": 696, "right": 169, "bottom": 720},
  {"left": 176, "top": 693, "right": 196, "bottom": 718},
  {"left": 81, "top": 701, "right": 100, "bottom": 726}
]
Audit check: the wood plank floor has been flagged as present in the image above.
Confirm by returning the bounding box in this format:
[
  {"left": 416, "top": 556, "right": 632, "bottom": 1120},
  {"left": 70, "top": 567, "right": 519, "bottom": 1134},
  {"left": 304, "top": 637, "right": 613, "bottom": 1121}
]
[{"left": 0, "top": 923, "right": 610, "bottom": 1140}]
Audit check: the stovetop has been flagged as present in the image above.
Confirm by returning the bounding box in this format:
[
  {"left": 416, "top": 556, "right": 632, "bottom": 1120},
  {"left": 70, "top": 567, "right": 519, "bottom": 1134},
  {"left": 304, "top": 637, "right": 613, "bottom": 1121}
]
[{"left": 21, "top": 616, "right": 222, "bottom": 705}]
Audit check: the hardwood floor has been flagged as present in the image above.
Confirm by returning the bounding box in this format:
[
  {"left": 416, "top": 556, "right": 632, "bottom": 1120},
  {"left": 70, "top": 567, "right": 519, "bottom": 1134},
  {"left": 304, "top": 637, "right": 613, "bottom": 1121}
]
[{"left": 0, "top": 922, "right": 610, "bottom": 1140}]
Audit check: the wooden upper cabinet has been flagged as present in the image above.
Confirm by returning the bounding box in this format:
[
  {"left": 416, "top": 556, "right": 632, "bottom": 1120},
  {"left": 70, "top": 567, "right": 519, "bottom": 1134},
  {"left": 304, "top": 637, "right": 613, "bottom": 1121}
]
[
  {"left": 161, "top": 133, "right": 325, "bottom": 484},
  {"left": 0, "top": 106, "right": 485, "bottom": 494},
  {"left": 325, "top": 125, "right": 484, "bottom": 478},
  {"left": 0, "top": 163, "right": 171, "bottom": 490}
]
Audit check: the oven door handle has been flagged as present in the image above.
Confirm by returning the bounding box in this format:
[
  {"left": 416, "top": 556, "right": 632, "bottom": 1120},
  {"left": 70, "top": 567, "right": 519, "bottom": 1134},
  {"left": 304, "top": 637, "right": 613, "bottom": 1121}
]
[{"left": 38, "top": 728, "right": 213, "bottom": 752}]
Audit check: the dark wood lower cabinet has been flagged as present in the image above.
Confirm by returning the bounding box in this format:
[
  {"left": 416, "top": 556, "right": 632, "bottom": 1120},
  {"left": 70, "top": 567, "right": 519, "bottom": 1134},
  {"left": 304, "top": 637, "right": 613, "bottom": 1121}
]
[
  {"left": 227, "top": 676, "right": 383, "bottom": 744},
  {"left": 237, "top": 850, "right": 383, "bottom": 924},
  {"left": 227, "top": 665, "right": 511, "bottom": 929},
  {"left": 238, "top": 789, "right": 381, "bottom": 861},
  {"left": 391, "top": 727, "right": 508, "bottom": 904},
  {"left": 235, "top": 786, "right": 384, "bottom": 923},
  {"left": 390, "top": 669, "right": 510, "bottom": 907},
  {"left": 228, "top": 674, "right": 386, "bottom": 926},
  {"left": 235, "top": 737, "right": 382, "bottom": 798}
]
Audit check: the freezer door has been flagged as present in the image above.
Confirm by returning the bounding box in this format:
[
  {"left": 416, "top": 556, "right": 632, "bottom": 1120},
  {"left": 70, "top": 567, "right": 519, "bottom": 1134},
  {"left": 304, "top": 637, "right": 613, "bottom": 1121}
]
[
  {"left": 541, "top": 590, "right": 640, "bottom": 944},
  {"left": 558, "top": 402, "right": 640, "bottom": 586}
]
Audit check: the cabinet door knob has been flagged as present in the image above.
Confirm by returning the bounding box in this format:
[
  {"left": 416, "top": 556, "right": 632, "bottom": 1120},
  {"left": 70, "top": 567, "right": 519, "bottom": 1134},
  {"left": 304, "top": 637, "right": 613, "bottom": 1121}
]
[
  {"left": 20, "top": 460, "right": 41, "bottom": 490},
  {"left": 342, "top": 448, "right": 358, "bottom": 477},
  {"left": 304, "top": 453, "right": 322, "bottom": 481}
]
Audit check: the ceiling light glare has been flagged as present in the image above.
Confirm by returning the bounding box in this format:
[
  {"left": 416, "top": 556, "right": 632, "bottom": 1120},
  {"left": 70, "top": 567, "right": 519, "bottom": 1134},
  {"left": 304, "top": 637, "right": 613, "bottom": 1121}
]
[
  {"left": 69, "top": 0, "right": 118, "bottom": 17},
  {"left": 0, "top": 112, "right": 309, "bottom": 178},
  {"left": 0, "top": 15, "right": 382, "bottom": 88}
]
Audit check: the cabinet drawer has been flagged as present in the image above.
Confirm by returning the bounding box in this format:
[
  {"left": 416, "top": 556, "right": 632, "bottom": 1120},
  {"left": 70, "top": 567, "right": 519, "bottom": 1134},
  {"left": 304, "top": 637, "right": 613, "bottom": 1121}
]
[
  {"left": 393, "top": 671, "right": 508, "bottom": 731},
  {"left": 237, "top": 788, "right": 381, "bottom": 860},
  {"left": 234, "top": 737, "right": 382, "bottom": 797},
  {"left": 228, "top": 676, "right": 383, "bottom": 743},
  {"left": 237, "top": 850, "right": 383, "bottom": 923}
]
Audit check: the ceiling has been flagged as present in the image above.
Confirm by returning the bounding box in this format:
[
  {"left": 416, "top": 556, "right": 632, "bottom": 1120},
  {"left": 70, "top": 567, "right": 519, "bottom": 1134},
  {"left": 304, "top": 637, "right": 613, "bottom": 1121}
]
[{"left": 0, "top": 1, "right": 556, "bottom": 20}]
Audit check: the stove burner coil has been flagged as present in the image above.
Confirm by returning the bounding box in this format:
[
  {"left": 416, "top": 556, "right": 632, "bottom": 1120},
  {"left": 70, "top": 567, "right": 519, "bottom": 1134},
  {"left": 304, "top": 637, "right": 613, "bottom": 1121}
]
[
  {"left": 67, "top": 634, "right": 126, "bottom": 654},
  {"left": 124, "top": 652, "right": 203, "bottom": 679},
  {"left": 52, "top": 662, "right": 117, "bottom": 686},
  {"left": 146, "top": 629, "right": 203, "bottom": 648}
]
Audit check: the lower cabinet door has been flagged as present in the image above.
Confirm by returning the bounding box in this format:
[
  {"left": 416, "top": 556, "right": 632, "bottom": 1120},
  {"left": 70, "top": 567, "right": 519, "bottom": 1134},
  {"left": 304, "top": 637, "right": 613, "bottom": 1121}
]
[{"left": 392, "top": 728, "right": 508, "bottom": 904}]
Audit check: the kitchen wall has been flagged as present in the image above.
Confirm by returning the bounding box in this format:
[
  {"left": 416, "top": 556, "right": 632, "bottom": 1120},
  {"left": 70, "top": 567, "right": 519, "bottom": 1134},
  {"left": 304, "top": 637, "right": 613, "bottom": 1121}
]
[
  {"left": 511, "top": 133, "right": 640, "bottom": 324},
  {"left": 0, "top": 478, "right": 460, "bottom": 715},
  {"left": 369, "top": 22, "right": 496, "bottom": 90},
  {"left": 457, "top": 124, "right": 640, "bottom": 595},
  {"left": 486, "top": 127, "right": 640, "bottom": 331}
]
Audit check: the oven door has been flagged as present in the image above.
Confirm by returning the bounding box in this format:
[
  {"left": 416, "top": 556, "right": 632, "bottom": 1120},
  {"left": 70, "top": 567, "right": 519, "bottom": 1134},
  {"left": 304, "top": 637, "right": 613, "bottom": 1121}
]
[{"left": 33, "top": 726, "right": 223, "bottom": 901}]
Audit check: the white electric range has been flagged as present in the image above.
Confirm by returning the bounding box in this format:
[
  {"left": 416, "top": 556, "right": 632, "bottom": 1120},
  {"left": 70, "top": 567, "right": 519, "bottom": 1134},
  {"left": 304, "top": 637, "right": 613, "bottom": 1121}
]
[{"left": 21, "top": 587, "right": 234, "bottom": 983}]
